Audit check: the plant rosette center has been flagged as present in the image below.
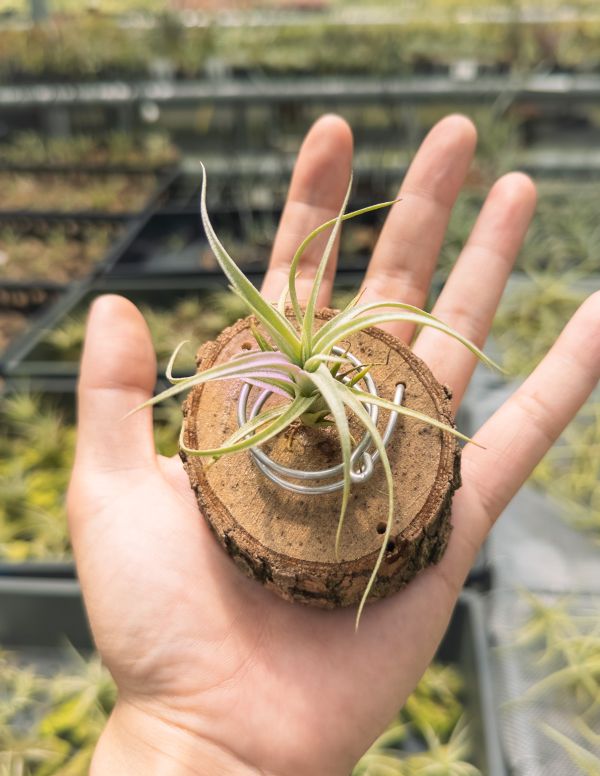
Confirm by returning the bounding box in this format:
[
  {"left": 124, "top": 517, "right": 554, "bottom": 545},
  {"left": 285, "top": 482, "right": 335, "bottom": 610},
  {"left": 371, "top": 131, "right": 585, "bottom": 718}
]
[{"left": 180, "top": 307, "right": 460, "bottom": 613}]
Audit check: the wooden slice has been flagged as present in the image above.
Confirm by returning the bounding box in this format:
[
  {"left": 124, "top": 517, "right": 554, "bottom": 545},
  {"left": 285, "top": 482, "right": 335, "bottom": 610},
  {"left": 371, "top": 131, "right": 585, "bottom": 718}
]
[{"left": 181, "top": 308, "right": 461, "bottom": 609}]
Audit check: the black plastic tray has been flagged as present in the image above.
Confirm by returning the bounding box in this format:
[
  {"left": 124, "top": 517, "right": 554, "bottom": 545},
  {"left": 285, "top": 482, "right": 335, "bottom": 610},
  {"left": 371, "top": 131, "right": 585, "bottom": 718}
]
[
  {"left": 0, "top": 578, "right": 91, "bottom": 649},
  {"left": 106, "top": 205, "right": 386, "bottom": 278},
  {"left": 0, "top": 583, "right": 506, "bottom": 773},
  {"left": 152, "top": 170, "right": 398, "bottom": 214},
  {"left": 106, "top": 209, "right": 276, "bottom": 277}
]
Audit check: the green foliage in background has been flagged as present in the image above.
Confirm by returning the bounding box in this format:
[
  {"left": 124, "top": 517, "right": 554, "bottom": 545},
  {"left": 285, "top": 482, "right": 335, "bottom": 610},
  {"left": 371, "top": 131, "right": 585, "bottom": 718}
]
[
  {"left": 2, "top": 9, "right": 600, "bottom": 82},
  {"left": 0, "top": 393, "right": 76, "bottom": 561},
  {"left": 0, "top": 223, "right": 118, "bottom": 283},
  {"left": 500, "top": 591, "right": 600, "bottom": 771},
  {"left": 43, "top": 291, "right": 248, "bottom": 369},
  {"left": 492, "top": 276, "right": 585, "bottom": 376},
  {"left": 0, "top": 647, "right": 115, "bottom": 776},
  {"left": 512, "top": 592, "right": 600, "bottom": 710},
  {"left": 353, "top": 664, "right": 481, "bottom": 775},
  {"left": 0, "top": 642, "right": 470, "bottom": 776},
  {"left": 0, "top": 389, "right": 181, "bottom": 561},
  {"left": 532, "top": 401, "right": 600, "bottom": 542},
  {"left": 0, "top": 172, "right": 157, "bottom": 213},
  {"left": 0, "top": 131, "right": 178, "bottom": 168}
]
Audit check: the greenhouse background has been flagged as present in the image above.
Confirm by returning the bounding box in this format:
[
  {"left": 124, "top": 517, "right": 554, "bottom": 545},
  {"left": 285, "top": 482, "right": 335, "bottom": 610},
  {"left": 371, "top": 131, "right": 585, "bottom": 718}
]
[{"left": 0, "top": 1, "right": 599, "bottom": 774}]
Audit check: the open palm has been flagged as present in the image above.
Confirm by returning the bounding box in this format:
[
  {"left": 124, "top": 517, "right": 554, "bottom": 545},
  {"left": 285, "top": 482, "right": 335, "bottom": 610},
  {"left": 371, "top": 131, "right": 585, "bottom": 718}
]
[{"left": 68, "top": 115, "right": 600, "bottom": 776}]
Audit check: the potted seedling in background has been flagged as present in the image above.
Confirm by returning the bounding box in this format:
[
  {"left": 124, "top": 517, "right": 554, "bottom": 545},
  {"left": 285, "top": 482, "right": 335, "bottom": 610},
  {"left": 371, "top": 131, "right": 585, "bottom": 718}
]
[
  {"left": 134, "top": 166, "right": 497, "bottom": 624},
  {"left": 531, "top": 400, "right": 600, "bottom": 541},
  {"left": 0, "top": 131, "right": 178, "bottom": 169}
]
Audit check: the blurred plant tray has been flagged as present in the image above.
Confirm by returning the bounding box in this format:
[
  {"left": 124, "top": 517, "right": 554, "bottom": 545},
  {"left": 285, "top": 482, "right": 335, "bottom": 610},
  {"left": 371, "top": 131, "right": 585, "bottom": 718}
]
[
  {"left": 0, "top": 582, "right": 506, "bottom": 774},
  {"left": 0, "top": 165, "right": 178, "bottom": 222},
  {"left": 0, "top": 215, "right": 132, "bottom": 292},
  {"left": 106, "top": 209, "right": 274, "bottom": 276},
  {"left": 488, "top": 588, "right": 600, "bottom": 776},
  {"left": 0, "top": 162, "right": 178, "bottom": 176},
  {"left": 0, "top": 375, "right": 181, "bottom": 573},
  {"left": 0, "top": 286, "right": 62, "bottom": 373},
  {"left": 106, "top": 202, "right": 384, "bottom": 278},
  {"left": 1, "top": 275, "right": 245, "bottom": 378}
]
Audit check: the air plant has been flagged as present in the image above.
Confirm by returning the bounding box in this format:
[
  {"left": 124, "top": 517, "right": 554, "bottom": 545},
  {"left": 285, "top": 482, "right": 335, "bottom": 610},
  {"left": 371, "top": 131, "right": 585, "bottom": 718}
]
[
  {"left": 351, "top": 660, "right": 478, "bottom": 773},
  {"left": 134, "top": 165, "right": 498, "bottom": 625},
  {"left": 403, "top": 663, "right": 464, "bottom": 741}
]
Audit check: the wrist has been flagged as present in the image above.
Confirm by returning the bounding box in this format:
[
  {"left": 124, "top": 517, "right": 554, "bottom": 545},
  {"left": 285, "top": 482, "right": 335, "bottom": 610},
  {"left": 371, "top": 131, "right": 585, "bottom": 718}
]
[{"left": 92, "top": 700, "right": 262, "bottom": 776}]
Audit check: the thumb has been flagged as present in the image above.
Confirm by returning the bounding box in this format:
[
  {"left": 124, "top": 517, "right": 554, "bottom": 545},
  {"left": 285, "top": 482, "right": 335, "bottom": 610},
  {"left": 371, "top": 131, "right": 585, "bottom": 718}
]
[{"left": 74, "top": 294, "right": 157, "bottom": 473}]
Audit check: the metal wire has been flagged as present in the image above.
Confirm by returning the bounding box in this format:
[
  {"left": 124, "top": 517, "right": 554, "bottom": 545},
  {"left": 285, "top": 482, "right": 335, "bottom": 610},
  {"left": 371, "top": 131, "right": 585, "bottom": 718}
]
[{"left": 237, "top": 346, "right": 404, "bottom": 494}]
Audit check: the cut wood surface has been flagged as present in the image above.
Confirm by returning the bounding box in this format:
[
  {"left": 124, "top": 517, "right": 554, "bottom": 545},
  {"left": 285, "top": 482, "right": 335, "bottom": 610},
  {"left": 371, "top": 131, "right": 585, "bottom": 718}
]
[{"left": 181, "top": 308, "right": 460, "bottom": 608}]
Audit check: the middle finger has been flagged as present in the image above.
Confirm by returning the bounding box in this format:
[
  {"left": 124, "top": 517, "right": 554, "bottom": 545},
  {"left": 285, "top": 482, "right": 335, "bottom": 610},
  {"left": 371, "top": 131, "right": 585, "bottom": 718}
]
[{"left": 360, "top": 114, "right": 477, "bottom": 342}]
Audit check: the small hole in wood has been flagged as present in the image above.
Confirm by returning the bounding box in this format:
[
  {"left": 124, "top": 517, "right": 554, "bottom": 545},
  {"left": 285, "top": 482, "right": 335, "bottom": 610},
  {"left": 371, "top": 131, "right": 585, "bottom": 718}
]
[
  {"left": 376, "top": 522, "right": 386, "bottom": 534},
  {"left": 386, "top": 539, "right": 395, "bottom": 553}
]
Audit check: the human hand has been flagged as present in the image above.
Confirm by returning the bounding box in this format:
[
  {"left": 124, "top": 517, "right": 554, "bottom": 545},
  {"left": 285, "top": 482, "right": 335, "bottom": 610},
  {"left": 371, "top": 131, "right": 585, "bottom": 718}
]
[{"left": 68, "top": 114, "right": 600, "bottom": 776}]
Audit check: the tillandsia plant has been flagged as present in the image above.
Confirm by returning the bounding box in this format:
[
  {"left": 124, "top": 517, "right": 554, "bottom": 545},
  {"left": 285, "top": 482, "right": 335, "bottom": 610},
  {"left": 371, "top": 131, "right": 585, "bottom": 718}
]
[{"left": 134, "top": 165, "right": 498, "bottom": 625}]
